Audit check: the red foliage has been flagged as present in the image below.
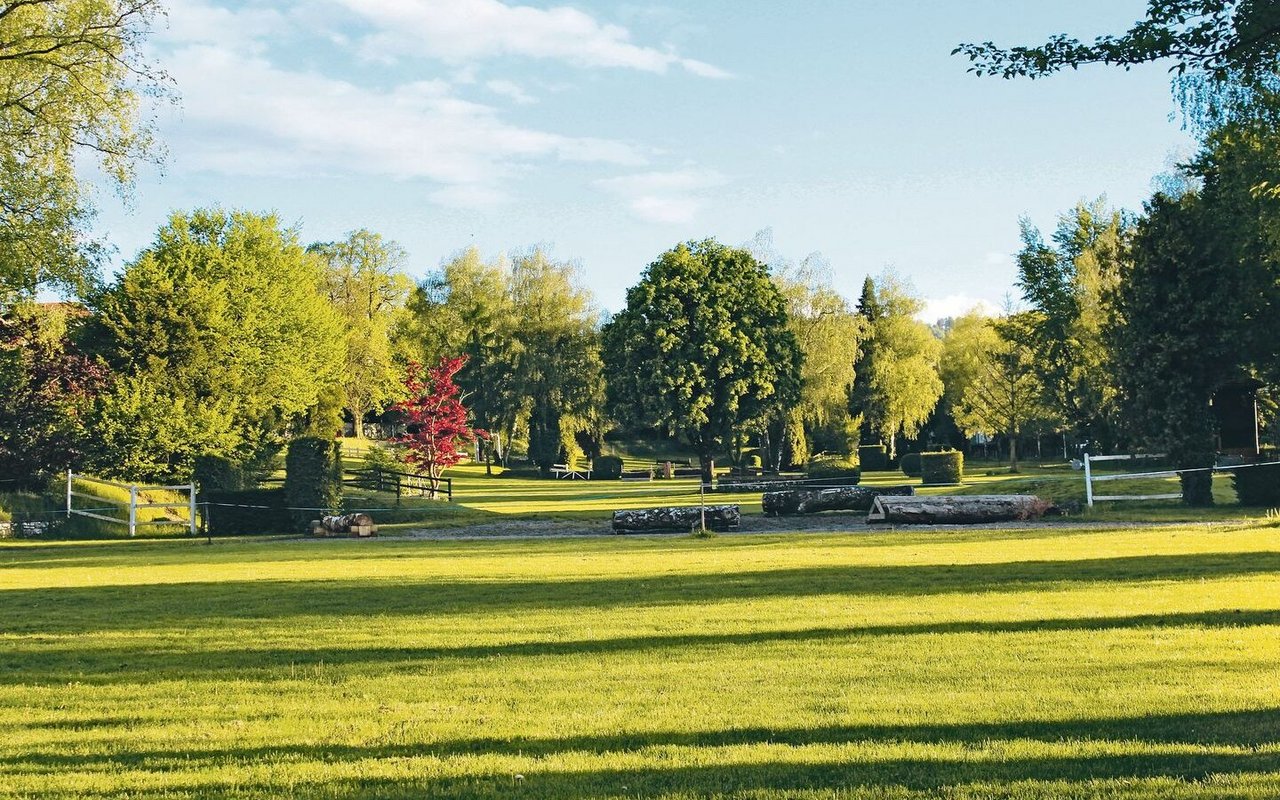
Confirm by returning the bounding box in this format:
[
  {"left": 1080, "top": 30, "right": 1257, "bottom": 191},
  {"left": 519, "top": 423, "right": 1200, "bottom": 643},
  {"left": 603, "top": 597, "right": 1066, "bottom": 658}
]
[{"left": 393, "top": 356, "right": 485, "bottom": 481}]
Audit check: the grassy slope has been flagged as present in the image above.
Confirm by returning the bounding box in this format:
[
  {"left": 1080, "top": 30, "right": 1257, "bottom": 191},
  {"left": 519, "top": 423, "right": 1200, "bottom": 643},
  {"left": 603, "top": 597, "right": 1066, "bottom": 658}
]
[{"left": 1, "top": 525, "right": 1279, "bottom": 798}]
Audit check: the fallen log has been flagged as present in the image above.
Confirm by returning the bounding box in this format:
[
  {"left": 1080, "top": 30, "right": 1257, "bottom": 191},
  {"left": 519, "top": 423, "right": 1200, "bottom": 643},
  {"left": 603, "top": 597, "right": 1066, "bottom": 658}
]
[
  {"left": 762, "top": 485, "right": 914, "bottom": 516},
  {"left": 867, "top": 495, "right": 1056, "bottom": 525},
  {"left": 612, "top": 505, "right": 740, "bottom": 533},
  {"left": 715, "top": 476, "right": 862, "bottom": 494}
]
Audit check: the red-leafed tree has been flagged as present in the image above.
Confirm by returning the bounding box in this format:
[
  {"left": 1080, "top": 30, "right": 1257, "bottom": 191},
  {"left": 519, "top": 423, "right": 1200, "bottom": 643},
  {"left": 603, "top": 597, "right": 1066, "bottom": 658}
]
[{"left": 393, "top": 356, "right": 483, "bottom": 493}]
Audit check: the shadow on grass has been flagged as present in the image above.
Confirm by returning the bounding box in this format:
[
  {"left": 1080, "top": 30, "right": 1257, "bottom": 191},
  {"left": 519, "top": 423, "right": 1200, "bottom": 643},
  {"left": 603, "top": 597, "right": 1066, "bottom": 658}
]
[
  {"left": 5, "top": 608, "right": 1278, "bottom": 685},
  {"left": 2, "top": 550, "right": 1278, "bottom": 637},
  {"left": 7, "top": 709, "right": 1280, "bottom": 797}
]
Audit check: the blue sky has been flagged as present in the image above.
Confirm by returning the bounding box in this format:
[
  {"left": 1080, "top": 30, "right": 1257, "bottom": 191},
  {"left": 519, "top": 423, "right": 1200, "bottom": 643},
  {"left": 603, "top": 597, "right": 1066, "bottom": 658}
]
[{"left": 93, "top": 0, "right": 1194, "bottom": 318}]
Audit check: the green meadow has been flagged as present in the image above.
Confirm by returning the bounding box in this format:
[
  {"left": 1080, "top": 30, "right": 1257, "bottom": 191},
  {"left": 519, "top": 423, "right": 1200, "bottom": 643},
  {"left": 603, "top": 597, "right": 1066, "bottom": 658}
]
[{"left": 2, "top": 523, "right": 1279, "bottom": 798}]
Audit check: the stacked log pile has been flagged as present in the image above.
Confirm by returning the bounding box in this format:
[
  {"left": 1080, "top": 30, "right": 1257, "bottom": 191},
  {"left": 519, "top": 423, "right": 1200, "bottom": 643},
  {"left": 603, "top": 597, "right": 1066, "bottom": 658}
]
[
  {"left": 611, "top": 505, "right": 740, "bottom": 533},
  {"left": 310, "top": 513, "right": 377, "bottom": 537}
]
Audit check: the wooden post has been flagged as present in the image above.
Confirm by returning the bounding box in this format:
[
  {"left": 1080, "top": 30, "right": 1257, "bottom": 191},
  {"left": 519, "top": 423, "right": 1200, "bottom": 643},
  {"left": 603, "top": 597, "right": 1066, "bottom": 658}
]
[
  {"left": 65, "top": 470, "right": 72, "bottom": 519},
  {"left": 128, "top": 484, "right": 138, "bottom": 538},
  {"left": 1083, "top": 452, "right": 1094, "bottom": 507},
  {"left": 187, "top": 482, "right": 197, "bottom": 536}
]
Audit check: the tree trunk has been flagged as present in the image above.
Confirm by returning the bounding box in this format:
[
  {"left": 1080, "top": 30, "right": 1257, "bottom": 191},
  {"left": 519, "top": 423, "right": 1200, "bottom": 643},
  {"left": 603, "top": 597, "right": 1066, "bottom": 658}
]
[
  {"left": 1009, "top": 432, "right": 1019, "bottom": 473},
  {"left": 612, "top": 504, "right": 740, "bottom": 533},
  {"left": 352, "top": 401, "right": 365, "bottom": 439},
  {"left": 868, "top": 494, "right": 1056, "bottom": 524},
  {"left": 763, "top": 485, "right": 914, "bottom": 516}
]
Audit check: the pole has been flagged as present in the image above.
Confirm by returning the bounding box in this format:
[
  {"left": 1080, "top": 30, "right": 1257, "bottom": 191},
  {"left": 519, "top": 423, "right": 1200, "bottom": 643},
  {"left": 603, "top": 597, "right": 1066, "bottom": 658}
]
[
  {"left": 66, "top": 470, "right": 72, "bottom": 518},
  {"left": 1083, "top": 452, "right": 1094, "bottom": 508},
  {"left": 128, "top": 484, "right": 138, "bottom": 538},
  {"left": 188, "top": 482, "right": 197, "bottom": 536},
  {"left": 699, "top": 477, "right": 706, "bottom": 533}
]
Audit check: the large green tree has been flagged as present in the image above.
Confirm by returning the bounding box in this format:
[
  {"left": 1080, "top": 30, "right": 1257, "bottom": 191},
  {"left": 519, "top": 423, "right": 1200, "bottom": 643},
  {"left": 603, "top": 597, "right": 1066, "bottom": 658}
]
[
  {"left": 955, "top": 0, "right": 1280, "bottom": 129},
  {"left": 1013, "top": 199, "right": 1131, "bottom": 453},
  {"left": 602, "top": 239, "right": 801, "bottom": 483},
  {"left": 942, "top": 311, "right": 1055, "bottom": 472},
  {"left": 508, "top": 248, "right": 603, "bottom": 475},
  {"left": 0, "top": 0, "right": 166, "bottom": 305},
  {"left": 848, "top": 273, "right": 942, "bottom": 459},
  {"left": 311, "top": 230, "right": 412, "bottom": 438},
  {"left": 86, "top": 209, "right": 344, "bottom": 480}
]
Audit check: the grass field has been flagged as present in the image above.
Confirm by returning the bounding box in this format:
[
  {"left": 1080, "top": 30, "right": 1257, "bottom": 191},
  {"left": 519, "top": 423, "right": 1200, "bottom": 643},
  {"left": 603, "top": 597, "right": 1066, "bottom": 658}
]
[{"left": 2, "top": 524, "right": 1279, "bottom": 798}]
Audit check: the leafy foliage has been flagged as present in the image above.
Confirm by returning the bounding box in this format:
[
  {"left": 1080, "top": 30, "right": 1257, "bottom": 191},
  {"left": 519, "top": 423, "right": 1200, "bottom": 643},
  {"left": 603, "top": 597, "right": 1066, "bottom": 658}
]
[
  {"left": 86, "top": 209, "right": 344, "bottom": 481},
  {"left": 1013, "top": 200, "right": 1130, "bottom": 453},
  {"left": 312, "top": 230, "right": 412, "bottom": 436},
  {"left": 1232, "top": 463, "right": 1280, "bottom": 505},
  {"left": 900, "top": 452, "right": 922, "bottom": 478},
  {"left": 857, "top": 444, "right": 888, "bottom": 472},
  {"left": 848, "top": 273, "right": 943, "bottom": 458},
  {"left": 955, "top": 0, "right": 1280, "bottom": 129},
  {"left": 0, "top": 303, "right": 105, "bottom": 488},
  {"left": 393, "top": 357, "right": 479, "bottom": 486},
  {"left": 602, "top": 239, "right": 802, "bottom": 482},
  {"left": 942, "top": 311, "right": 1056, "bottom": 472},
  {"left": 0, "top": 0, "right": 167, "bottom": 304}
]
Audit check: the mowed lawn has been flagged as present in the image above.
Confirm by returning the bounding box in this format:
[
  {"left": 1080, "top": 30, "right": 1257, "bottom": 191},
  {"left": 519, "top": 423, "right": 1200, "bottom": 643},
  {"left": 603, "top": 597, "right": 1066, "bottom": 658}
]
[{"left": 2, "top": 525, "right": 1279, "bottom": 798}]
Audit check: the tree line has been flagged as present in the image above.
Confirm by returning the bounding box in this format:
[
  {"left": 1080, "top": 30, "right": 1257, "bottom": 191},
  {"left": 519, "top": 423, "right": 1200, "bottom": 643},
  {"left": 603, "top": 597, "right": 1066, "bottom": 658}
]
[{"left": 3, "top": 0, "right": 1279, "bottom": 507}]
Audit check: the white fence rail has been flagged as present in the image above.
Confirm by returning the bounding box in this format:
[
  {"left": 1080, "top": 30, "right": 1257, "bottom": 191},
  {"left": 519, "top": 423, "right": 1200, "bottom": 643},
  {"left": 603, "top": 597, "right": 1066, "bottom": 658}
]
[
  {"left": 66, "top": 472, "right": 197, "bottom": 537},
  {"left": 1083, "top": 453, "right": 1280, "bottom": 507}
]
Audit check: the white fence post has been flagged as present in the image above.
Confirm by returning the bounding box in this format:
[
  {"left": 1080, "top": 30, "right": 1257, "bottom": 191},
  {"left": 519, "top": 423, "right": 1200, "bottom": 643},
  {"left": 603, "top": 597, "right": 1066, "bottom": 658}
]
[
  {"left": 66, "top": 470, "right": 72, "bottom": 518},
  {"left": 128, "top": 485, "right": 137, "bottom": 538},
  {"left": 188, "top": 482, "right": 197, "bottom": 536},
  {"left": 1083, "top": 452, "right": 1094, "bottom": 508}
]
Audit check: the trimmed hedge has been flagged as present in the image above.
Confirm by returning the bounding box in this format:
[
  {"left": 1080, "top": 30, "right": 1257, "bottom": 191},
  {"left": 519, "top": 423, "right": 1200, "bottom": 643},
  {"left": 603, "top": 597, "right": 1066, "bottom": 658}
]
[
  {"left": 593, "top": 455, "right": 624, "bottom": 480},
  {"left": 900, "top": 452, "right": 922, "bottom": 478},
  {"left": 204, "top": 489, "right": 290, "bottom": 536},
  {"left": 285, "top": 437, "right": 343, "bottom": 530},
  {"left": 921, "top": 450, "right": 964, "bottom": 485},
  {"left": 193, "top": 454, "right": 245, "bottom": 492},
  {"left": 858, "top": 444, "right": 888, "bottom": 472},
  {"left": 808, "top": 457, "right": 861, "bottom": 482},
  {"left": 1233, "top": 463, "right": 1280, "bottom": 506}
]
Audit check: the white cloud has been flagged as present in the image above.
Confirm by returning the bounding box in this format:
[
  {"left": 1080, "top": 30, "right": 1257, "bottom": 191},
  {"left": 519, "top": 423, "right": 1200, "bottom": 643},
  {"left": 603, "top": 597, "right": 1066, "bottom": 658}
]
[
  {"left": 485, "top": 79, "right": 538, "bottom": 105},
  {"left": 163, "top": 43, "right": 645, "bottom": 205},
  {"left": 595, "top": 168, "right": 727, "bottom": 223},
  {"left": 331, "top": 0, "right": 731, "bottom": 77},
  {"left": 918, "top": 295, "right": 1000, "bottom": 324}
]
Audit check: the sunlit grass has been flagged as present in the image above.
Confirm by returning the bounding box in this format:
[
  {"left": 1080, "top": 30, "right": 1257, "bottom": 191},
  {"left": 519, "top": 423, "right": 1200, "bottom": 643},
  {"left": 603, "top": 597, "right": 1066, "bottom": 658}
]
[{"left": 1, "top": 526, "right": 1278, "bottom": 797}]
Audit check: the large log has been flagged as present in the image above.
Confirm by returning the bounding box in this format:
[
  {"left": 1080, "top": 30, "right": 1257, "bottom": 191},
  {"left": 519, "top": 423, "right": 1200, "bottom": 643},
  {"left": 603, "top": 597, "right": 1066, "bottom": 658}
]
[
  {"left": 715, "top": 475, "right": 862, "bottom": 494},
  {"left": 311, "top": 513, "right": 377, "bottom": 537},
  {"left": 867, "top": 495, "right": 1056, "bottom": 525},
  {"left": 612, "top": 505, "right": 740, "bottom": 533},
  {"left": 762, "top": 485, "right": 915, "bottom": 516}
]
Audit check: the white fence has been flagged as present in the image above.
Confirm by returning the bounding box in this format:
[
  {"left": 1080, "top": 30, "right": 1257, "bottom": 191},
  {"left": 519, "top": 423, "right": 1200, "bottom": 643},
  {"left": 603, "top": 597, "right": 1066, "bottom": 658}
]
[
  {"left": 66, "top": 472, "right": 197, "bottom": 537},
  {"left": 1083, "top": 453, "right": 1280, "bottom": 507}
]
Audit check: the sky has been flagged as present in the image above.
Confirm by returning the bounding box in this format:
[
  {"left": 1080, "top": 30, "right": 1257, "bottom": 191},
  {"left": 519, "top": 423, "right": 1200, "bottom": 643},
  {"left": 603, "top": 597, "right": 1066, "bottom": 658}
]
[{"left": 91, "top": 0, "right": 1196, "bottom": 320}]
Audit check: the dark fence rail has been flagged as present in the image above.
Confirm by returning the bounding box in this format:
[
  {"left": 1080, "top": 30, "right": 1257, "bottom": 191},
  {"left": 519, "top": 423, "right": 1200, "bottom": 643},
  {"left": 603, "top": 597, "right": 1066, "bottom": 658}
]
[{"left": 344, "top": 468, "right": 452, "bottom": 501}]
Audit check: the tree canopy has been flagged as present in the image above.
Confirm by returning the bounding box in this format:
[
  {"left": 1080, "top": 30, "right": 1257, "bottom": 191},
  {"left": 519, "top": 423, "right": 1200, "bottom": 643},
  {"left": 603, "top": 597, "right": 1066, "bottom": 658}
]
[
  {"left": 0, "top": 0, "right": 167, "bottom": 304},
  {"left": 955, "top": 1, "right": 1280, "bottom": 128},
  {"left": 86, "top": 209, "right": 344, "bottom": 480},
  {"left": 602, "top": 239, "right": 801, "bottom": 481}
]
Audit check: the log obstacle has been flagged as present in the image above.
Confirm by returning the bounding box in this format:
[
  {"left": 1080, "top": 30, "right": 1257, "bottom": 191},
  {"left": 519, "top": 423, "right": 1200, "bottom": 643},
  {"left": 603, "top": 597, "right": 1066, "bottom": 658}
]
[
  {"left": 310, "top": 513, "right": 377, "bottom": 537},
  {"left": 866, "top": 495, "right": 1056, "bottom": 525},
  {"left": 611, "top": 505, "right": 740, "bottom": 534},
  {"left": 762, "top": 485, "right": 914, "bottom": 516}
]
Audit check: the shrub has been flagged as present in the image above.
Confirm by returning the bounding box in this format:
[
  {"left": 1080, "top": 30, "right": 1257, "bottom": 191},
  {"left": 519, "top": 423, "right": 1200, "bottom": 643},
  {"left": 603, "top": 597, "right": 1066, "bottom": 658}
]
[
  {"left": 193, "top": 454, "right": 245, "bottom": 492},
  {"left": 858, "top": 444, "right": 888, "bottom": 472},
  {"left": 808, "top": 456, "right": 861, "bottom": 482},
  {"left": 921, "top": 450, "right": 964, "bottom": 485},
  {"left": 593, "top": 455, "right": 624, "bottom": 480},
  {"left": 747, "top": 454, "right": 763, "bottom": 470},
  {"left": 1233, "top": 463, "right": 1280, "bottom": 506},
  {"left": 204, "top": 489, "right": 290, "bottom": 536},
  {"left": 285, "top": 437, "right": 342, "bottom": 530},
  {"left": 900, "top": 452, "right": 922, "bottom": 478}
]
